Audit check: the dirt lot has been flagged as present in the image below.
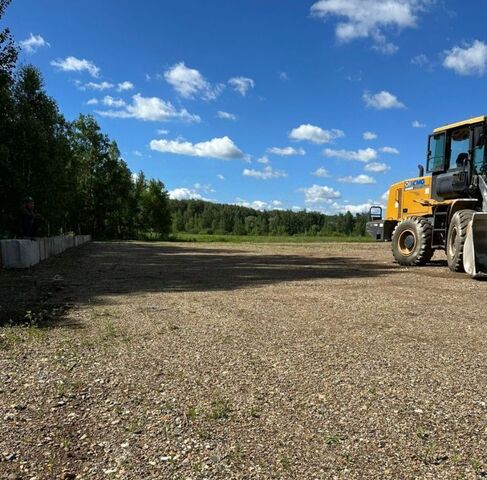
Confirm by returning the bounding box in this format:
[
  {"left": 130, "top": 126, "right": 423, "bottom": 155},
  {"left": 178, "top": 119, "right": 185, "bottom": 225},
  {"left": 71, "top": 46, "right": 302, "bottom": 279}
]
[{"left": 0, "top": 241, "right": 486, "bottom": 479}]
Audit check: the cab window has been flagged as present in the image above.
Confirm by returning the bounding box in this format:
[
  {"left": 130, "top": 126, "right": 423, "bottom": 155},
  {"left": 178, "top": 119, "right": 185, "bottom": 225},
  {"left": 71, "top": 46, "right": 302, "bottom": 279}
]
[
  {"left": 472, "top": 125, "right": 486, "bottom": 174},
  {"left": 427, "top": 133, "right": 446, "bottom": 172},
  {"left": 448, "top": 127, "right": 470, "bottom": 170}
]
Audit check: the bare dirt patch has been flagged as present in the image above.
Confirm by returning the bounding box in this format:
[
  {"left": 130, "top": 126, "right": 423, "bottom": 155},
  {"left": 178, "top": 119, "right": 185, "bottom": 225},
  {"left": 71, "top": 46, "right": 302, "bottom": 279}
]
[{"left": 1, "top": 241, "right": 486, "bottom": 479}]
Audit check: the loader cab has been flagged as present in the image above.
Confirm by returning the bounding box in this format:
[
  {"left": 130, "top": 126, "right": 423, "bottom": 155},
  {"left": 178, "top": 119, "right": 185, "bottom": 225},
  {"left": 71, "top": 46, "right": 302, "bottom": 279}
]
[{"left": 426, "top": 116, "right": 487, "bottom": 201}]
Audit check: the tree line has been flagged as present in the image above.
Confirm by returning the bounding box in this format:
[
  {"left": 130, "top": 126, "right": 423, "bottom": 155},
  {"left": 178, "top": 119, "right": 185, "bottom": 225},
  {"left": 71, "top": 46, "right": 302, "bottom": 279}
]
[
  {"left": 0, "top": 0, "right": 171, "bottom": 239},
  {"left": 0, "top": 0, "right": 367, "bottom": 240},
  {"left": 171, "top": 200, "right": 368, "bottom": 237}
]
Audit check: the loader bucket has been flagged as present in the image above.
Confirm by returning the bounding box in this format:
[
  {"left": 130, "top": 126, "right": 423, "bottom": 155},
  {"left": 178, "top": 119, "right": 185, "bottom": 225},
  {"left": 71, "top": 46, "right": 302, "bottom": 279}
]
[{"left": 463, "top": 212, "right": 487, "bottom": 278}]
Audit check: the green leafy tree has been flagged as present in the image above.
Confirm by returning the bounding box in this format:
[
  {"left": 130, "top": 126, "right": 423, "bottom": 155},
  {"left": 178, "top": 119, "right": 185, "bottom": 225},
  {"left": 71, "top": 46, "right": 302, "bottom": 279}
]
[
  {"left": 139, "top": 179, "right": 171, "bottom": 237},
  {"left": 0, "top": 0, "right": 17, "bottom": 235},
  {"left": 0, "top": 0, "right": 17, "bottom": 76},
  {"left": 12, "top": 65, "right": 71, "bottom": 234}
]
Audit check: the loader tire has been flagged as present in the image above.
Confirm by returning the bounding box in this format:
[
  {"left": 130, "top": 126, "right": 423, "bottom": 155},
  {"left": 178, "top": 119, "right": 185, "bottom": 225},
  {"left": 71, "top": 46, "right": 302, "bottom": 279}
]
[
  {"left": 446, "top": 209, "right": 475, "bottom": 273},
  {"left": 392, "top": 217, "right": 434, "bottom": 266}
]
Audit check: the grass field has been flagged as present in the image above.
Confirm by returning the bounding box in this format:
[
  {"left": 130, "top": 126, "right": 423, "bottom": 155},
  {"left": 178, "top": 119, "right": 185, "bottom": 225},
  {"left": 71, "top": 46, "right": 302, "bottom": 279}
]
[{"left": 169, "top": 232, "right": 373, "bottom": 243}]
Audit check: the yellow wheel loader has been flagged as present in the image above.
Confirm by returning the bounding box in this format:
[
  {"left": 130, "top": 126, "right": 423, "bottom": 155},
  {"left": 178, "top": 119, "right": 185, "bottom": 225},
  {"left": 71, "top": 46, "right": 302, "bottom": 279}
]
[{"left": 367, "top": 115, "right": 487, "bottom": 278}]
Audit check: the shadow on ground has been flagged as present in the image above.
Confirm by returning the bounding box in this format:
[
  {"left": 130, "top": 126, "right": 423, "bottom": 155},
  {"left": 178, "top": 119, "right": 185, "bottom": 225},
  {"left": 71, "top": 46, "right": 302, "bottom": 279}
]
[{"left": 0, "top": 241, "right": 398, "bottom": 326}]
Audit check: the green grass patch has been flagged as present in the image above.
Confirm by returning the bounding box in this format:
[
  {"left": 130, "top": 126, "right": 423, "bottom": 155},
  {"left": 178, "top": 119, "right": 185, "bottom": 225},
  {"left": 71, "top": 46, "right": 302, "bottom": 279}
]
[
  {"left": 169, "top": 233, "right": 372, "bottom": 244},
  {"left": 207, "top": 399, "right": 232, "bottom": 420}
]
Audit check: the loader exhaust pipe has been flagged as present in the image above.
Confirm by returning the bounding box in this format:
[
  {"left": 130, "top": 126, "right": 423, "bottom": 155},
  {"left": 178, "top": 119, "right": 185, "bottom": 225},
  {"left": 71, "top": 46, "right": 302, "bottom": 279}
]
[{"left": 418, "top": 164, "right": 424, "bottom": 177}]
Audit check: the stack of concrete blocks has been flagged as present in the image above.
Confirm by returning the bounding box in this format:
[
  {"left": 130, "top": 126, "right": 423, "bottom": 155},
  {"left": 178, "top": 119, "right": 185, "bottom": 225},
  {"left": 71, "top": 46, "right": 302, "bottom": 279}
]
[{"left": 0, "top": 234, "right": 91, "bottom": 269}]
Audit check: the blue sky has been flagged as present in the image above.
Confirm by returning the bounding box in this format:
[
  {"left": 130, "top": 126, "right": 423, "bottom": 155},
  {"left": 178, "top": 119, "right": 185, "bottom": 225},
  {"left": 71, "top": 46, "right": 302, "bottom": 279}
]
[{"left": 7, "top": 0, "right": 487, "bottom": 213}]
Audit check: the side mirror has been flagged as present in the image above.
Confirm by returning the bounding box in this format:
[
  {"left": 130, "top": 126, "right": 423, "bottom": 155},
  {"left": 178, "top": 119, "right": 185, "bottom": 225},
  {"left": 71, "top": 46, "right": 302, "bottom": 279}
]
[
  {"left": 369, "top": 206, "right": 383, "bottom": 221},
  {"left": 418, "top": 164, "right": 424, "bottom": 177}
]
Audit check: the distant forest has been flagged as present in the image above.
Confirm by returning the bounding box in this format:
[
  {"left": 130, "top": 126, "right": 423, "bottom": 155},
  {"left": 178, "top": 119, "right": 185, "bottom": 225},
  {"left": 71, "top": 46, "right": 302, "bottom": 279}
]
[
  {"left": 170, "top": 200, "right": 368, "bottom": 237},
  {"left": 0, "top": 0, "right": 367, "bottom": 240}
]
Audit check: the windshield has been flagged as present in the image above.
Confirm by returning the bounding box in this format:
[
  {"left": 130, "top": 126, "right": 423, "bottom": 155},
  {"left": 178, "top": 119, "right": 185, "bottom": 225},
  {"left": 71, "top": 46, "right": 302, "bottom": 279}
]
[{"left": 449, "top": 127, "right": 470, "bottom": 170}]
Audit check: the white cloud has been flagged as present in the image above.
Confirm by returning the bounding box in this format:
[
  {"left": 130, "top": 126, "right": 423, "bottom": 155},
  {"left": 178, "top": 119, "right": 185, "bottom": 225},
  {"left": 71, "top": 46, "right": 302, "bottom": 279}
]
[
  {"left": 267, "top": 146, "right": 306, "bottom": 156},
  {"left": 102, "top": 96, "right": 126, "bottom": 108},
  {"left": 412, "top": 120, "right": 426, "bottom": 128},
  {"left": 338, "top": 174, "right": 376, "bottom": 184},
  {"left": 97, "top": 93, "right": 200, "bottom": 123},
  {"left": 164, "top": 62, "right": 223, "bottom": 100},
  {"left": 310, "top": 0, "right": 429, "bottom": 53},
  {"left": 234, "top": 198, "right": 282, "bottom": 211},
  {"left": 20, "top": 33, "right": 50, "bottom": 54},
  {"left": 289, "top": 124, "right": 345, "bottom": 144},
  {"left": 51, "top": 56, "right": 100, "bottom": 77},
  {"left": 411, "top": 53, "right": 430, "bottom": 67},
  {"left": 86, "top": 98, "right": 98, "bottom": 105},
  {"left": 83, "top": 81, "right": 114, "bottom": 91},
  {"left": 331, "top": 201, "right": 376, "bottom": 214},
  {"left": 168, "top": 188, "right": 205, "bottom": 201},
  {"left": 364, "top": 162, "right": 390, "bottom": 172},
  {"left": 372, "top": 34, "right": 399, "bottom": 55},
  {"left": 345, "top": 71, "right": 363, "bottom": 82},
  {"left": 150, "top": 136, "right": 244, "bottom": 160},
  {"left": 217, "top": 111, "right": 238, "bottom": 121},
  {"left": 323, "top": 147, "right": 377, "bottom": 162},
  {"left": 443, "top": 40, "right": 487, "bottom": 76},
  {"left": 313, "top": 167, "right": 329, "bottom": 177},
  {"left": 228, "top": 76, "right": 255, "bottom": 96},
  {"left": 301, "top": 184, "right": 341, "bottom": 204},
  {"left": 381, "top": 190, "right": 390, "bottom": 201},
  {"left": 194, "top": 183, "right": 215, "bottom": 194},
  {"left": 117, "top": 81, "right": 134, "bottom": 92},
  {"left": 257, "top": 155, "right": 270, "bottom": 164},
  {"left": 217, "top": 174, "right": 225, "bottom": 180},
  {"left": 363, "top": 131, "right": 377, "bottom": 140},
  {"left": 235, "top": 199, "right": 267, "bottom": 210},
  {"left": 380, "top": 146, "right": 400, "bottom": 154},
  {"left": 157, "top": 129, "right": 169, "bottom": 135},
  {"left": 243, "top": 165, "right": 287, "bottom": 180},
  {"left": 363, "top": 90, "right": 405, "bottom": 109},
  {"left": 133, "top": 150, "right": 143, "bottom": 157},
  {"left": 279, "top": 71, "right": 289, "bottom": 81}
]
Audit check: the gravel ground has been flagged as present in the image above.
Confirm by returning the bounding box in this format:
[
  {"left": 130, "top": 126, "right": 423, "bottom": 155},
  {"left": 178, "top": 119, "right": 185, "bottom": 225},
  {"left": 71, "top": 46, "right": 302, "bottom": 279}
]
[{"left": 0, "top": 241, "right": 486, "bottom": 479}]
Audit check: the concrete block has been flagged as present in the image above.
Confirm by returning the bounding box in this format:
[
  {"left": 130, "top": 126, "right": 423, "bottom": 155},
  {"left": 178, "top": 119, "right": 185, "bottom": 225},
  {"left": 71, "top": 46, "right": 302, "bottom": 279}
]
[
  {"left": 63, "top": 235, "right": 75, "bottom": 251},
  {"left": 1, "top": 234, "right": 91, "bottom": 269},
  {"left": 36, "top": 237, "right": 49, "bottom": 261},
  {"left": 0, "top": 239, "right": 41, "bottom": 269},
  {"left": 75, "top": 235, "right": 91, "bottom": 246}
]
